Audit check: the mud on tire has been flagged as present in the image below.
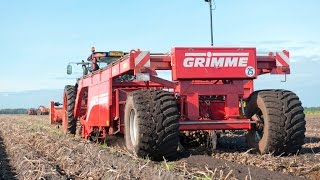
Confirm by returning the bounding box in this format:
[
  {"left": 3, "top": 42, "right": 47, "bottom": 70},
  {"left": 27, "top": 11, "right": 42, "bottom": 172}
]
[
  {"left": 245, "top": 89, "right": 306, "bottom": 155},
  {"left": 124, "top": 90, "right": 180, "bottom": 160},
  {"left": 63, "top": 85, "right": 77, "bottom": 135}
]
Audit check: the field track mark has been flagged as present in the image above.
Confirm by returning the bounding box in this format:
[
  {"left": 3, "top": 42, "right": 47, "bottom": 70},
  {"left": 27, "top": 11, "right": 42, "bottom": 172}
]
[
  {"left": 0, "top": 116, "right": 69, "bottom": 179},
  {"left": 0, "top": 115, "right": 183, "bottom": 179},
  {"left": 0, "top": 135, "right": 17, "bottom": 180},
  {"left": 1, "top": 115, "right": 317, "bottom": 179}
]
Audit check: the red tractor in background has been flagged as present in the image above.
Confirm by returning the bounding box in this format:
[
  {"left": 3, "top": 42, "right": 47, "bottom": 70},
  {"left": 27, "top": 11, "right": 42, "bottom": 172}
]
[
  {"left": 28, "top": 106, "right": 50, "bottom": 115},
  {"left": 51, "top": 47, "right": 305, "bottom": 160},
  {"left": 37, "top": 105, "right": 50, "bottom": 115},
  {"left": 28, "top": 108, "right": 38, "bottom": 115}
]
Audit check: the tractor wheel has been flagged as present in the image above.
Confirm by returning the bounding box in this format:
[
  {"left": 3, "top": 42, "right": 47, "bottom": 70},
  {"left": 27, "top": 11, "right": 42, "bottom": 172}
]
[
  {"left": 63, "top": 85, "right": 77, "bottom": 135},
  {"left": 245, "top": 90, "right": 306, "bottom": 155},
  {"left": 124, "top": 90, "right": 180, "bottom": 160}
]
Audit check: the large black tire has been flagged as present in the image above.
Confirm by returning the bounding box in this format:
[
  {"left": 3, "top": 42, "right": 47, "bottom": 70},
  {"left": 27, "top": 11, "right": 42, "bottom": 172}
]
[
  {"left": 63, "top": 85, "right": 77, "bottom": 135},
  {"left": 245, "top": 89, "right": 306, "bottom": 155},
  {"left": 124, "top": 90, "right": 180, "bottom": 160}
]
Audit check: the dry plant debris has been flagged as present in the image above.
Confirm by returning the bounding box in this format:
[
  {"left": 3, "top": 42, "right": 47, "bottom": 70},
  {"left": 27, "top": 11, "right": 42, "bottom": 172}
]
[{"left": 0, "top": 114, "right": 318, "bottom": 179}]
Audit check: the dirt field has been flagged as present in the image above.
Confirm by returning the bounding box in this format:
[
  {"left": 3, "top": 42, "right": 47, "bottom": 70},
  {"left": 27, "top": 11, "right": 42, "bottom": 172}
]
[{"left": 0, "top": 115, "right": 319, "bottom": 180}]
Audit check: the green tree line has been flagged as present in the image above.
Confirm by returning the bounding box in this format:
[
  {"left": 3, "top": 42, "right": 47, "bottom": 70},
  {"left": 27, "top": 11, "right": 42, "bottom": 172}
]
[
  {"left": 0, "top": 109, "right": 28, "bottom": 114},
  {"left": 304, "top": 107, "right": 320, "bottom": 111},
  {"left": 304, "top": 107, "right": 320, "bottom": 115}
]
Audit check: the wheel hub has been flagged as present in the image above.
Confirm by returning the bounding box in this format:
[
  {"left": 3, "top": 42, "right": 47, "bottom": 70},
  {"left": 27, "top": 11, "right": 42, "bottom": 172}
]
[
  {"left": 129, "top": 109, "right": 138, "bottom": 146},
  {"left": 251, "top": 112, "right": 264, "bottom": 142}
]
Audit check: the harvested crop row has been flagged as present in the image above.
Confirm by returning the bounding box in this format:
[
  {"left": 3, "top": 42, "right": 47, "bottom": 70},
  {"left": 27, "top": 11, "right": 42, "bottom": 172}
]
[
  {"left": 0, "top": 119, "right": 64, "bottom": 179},
  {"left": 0, "top": 115, "right": 309, "bottom": 180},
  {"left": 210, "top": 115, "right": 320, "bottom": 179},
  {"left": 1, "top": 115, "right": 245, "bottom": 179},
  {"left": 0, "top": 115, "right": 184, "bottom": 179}
]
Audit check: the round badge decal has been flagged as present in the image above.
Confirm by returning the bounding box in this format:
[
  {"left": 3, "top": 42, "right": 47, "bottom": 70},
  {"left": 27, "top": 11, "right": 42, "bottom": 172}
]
[{"left": 245, "top": 66, "right": 255, "bottom": 77}]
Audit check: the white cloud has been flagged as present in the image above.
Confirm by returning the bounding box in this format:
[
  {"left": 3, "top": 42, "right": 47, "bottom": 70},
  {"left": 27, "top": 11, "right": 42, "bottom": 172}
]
[{"left": 238, "top": 40, "right": 320, "bottom": 62}]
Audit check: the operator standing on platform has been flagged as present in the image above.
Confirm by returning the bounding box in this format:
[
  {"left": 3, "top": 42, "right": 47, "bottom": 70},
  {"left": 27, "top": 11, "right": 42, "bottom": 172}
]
[{"left": 91, "top": 47, "right": 100, "bottom": 71}]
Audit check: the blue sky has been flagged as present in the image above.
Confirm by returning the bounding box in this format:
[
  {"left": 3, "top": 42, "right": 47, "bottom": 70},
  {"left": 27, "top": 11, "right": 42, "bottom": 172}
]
[{"left": 0, "top": 0, "right": 319, "bottom": 107}]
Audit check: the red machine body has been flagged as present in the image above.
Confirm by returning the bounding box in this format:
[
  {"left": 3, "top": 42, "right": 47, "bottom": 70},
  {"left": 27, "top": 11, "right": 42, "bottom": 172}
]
[
  {"left": 50, "top": 101, "right": 63, "bottom": 125},
  {"left": 172, "top": 47, "right": 257, "bottom": 80},
  {"left": 27, "top": 109, "right": 38, "bottom": 115},
  {"left": 38, "top": 105, "right": 50, "bottom": 115},
  {"left": 67, "top": 47, "right": 290, "bottom": 139}
]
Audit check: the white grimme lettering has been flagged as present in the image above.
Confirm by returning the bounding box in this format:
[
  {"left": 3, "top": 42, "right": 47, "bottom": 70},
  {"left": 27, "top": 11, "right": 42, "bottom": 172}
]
[
  {"left": 224, "top": 57, "right": 238, "bottom": 67},
  {"left": 238, "top": 57, "right": 248, "bottom": 67},
  {"left": 194, "top": 57, "right": 205, "bottom": 67},
  {"left": 183, "top": 57, "right": 194, "bottom": 67},
  {"left": 210, "top": 57, "right": 224, "bottom": 67},
  {"left": 183, "top": 57, "right": 249, "bottom": 67}
]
